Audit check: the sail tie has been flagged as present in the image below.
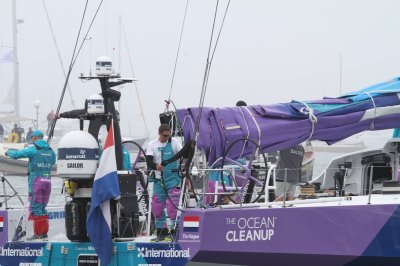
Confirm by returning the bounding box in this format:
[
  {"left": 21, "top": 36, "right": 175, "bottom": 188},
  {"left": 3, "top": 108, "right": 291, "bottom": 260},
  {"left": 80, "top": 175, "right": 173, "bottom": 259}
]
[
  {"left": 299, "top": 101, "right": 318, "bottom": 141},
  {"left": 237, "top": 106, "right": 250, "bottom": 158},
  {"left": 363, "top": 92, "right": 377, "bottom": 130}
]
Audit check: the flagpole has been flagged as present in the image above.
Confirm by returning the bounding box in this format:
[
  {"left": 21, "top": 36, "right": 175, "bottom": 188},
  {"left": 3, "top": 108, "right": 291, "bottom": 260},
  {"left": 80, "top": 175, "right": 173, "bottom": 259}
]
[{"left": 12, "top": 0, "right": 20, "bottom": 116}]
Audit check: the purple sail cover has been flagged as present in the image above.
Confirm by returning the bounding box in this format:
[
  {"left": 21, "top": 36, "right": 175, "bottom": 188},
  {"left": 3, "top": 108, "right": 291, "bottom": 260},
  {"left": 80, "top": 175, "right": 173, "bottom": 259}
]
[{"left": 177, "top": 93, "right": 400, "bottom": 164}]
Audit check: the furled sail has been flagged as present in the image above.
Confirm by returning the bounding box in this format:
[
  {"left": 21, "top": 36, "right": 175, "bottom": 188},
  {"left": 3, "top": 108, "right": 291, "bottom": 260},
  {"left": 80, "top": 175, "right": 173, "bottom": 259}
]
[{"left": 176, "top": 77, "right": 400, "bottom": 164}]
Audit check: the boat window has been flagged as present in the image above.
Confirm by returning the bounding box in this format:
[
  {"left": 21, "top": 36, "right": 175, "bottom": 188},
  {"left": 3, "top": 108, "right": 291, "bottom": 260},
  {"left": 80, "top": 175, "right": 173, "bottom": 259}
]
[
  {"left": 364, "top": 161, "right": 392, "bottom": 195},
  {"left": 96, "top": 62, "right": 112, "bottom": 67}
]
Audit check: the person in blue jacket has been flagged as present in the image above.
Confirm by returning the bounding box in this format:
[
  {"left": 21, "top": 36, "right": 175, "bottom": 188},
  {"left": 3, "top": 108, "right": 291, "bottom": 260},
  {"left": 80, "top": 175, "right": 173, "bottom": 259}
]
[
  {"left": 122, "top": 146, "right": 131, "bottom": 170},
  {"left": 146, "top": 124, "right": 183, "bottom": 241},
  {"left": 6, "top": 130, "right": 56, "bottom": 241}
]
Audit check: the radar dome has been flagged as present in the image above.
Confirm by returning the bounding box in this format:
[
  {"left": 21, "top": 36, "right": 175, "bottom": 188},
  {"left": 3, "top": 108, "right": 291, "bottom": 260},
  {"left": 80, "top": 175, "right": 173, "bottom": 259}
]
[
  {"left": 95, "top": 56, "right": 113, "bottom": 76},
  {"left": 57, "top": 131, "right": 100, "bottom": 179}
]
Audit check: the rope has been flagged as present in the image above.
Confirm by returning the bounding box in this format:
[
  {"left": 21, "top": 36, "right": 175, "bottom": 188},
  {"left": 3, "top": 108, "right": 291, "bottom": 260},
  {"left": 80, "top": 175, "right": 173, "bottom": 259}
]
[
  {"left": 41, "top": 0, "right": 76, "bottom": 109},
  {"left": 194, "top": 0, "right": 231, "bottom": 139},
  {"left": 121, "top": 22, "right": 150, "bottom": 137},
  {"left": 237, "top": 107, "right": 250, "bottom": 158},
  {"left": 48, "top": 0, "right": 104, "bottom": 143},
  {"left": 243, "top": 106, "right": 261, "bottom": 147},
  {"left": 210, "top": 0, "right": 231, "bottom": 62},
  {"left": 298, "top": 101, "right": 318, "bottom": 142},
  {"left": 167, "top": 0, "right": 190, "bottom": 103},
  {"left": 363, "top": 92, "right": 377, "bottom": 130}
]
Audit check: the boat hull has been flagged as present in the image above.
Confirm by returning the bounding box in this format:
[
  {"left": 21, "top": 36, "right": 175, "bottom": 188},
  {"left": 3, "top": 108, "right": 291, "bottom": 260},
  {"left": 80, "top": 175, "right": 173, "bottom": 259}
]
[
  {"left": 1, "top": 197, "right": 400, "bottom": 265},
  {"left": 182, "top": 201, "right": 400, "bottom": 265}
]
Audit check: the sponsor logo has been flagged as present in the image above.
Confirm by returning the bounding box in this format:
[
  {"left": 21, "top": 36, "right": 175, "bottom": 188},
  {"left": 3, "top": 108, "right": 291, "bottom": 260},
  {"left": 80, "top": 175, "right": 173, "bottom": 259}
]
[
  {"left": 59, "top": 148, "right": 99, "bottom": 160},
  {"left": 0, "top": 247, "right": 43, "bottom": 256},
  {"left": 75, "top": 246, "right": 95, "bottom": 251},
  {"left": 241, "top": 180, "right": 251, "bottom": 203},
  {"left": 183, "top": 216, "right": 199, "bottom": 232},
  {"left": 48, "top": 211, "right": 65, "bottom": 220},
  {"left": 67, "top": 163, "right": 84, "bottom": 168},
  {"left": 181, "top": 233, "right": 200, "bottom": 242},
  {"left": 0, "top": 216, "right": 3, "bottom": 232},
  {"left": 137, "top": 186, "right": 149, "bottom": 216},
  {"left": 77, "top": 254, "right": 98, "bottom": 265},
  {"left": 66, "top": 149, "right": 86, "bottom": 159},
  {"left": 36, "top": 163, "right": 51, "bottom": 168},
  {"left": 137, "top": 247, "right": 190, "bottom": 258},
  {"left": 225, "top": 216, "right": 276, "bottom": 242}
]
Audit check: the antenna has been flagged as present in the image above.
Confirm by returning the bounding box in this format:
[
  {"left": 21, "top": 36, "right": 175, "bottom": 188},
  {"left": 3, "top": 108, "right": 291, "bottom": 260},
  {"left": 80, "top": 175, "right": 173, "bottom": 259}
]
[{"left": 339, "top": 51, "right": 342, "bottom": 96}]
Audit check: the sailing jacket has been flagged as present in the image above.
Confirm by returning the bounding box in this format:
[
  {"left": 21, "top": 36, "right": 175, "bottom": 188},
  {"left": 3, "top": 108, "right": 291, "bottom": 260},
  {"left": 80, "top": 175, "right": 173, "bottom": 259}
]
[{"left": 6, "top": 139, "right": 56, "bottom": 178}]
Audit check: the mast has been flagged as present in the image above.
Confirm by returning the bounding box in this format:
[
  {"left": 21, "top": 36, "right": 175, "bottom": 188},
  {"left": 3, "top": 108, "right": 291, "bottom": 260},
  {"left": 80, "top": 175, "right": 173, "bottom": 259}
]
[
  {"left": 339, "top": 51, "right": 342, "bottom": 96},
  {"left": 118, "top": 16, "right": 122, "bottom": 112},
  {"left": 12, "top": 0, "right": 19, "bottom": 116}
]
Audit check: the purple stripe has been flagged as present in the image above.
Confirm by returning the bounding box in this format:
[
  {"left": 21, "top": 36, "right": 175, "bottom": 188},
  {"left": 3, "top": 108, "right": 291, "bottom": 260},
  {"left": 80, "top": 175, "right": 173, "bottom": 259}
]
[{"left": 180, "top": 204, "right": 398, "bottom": 257}]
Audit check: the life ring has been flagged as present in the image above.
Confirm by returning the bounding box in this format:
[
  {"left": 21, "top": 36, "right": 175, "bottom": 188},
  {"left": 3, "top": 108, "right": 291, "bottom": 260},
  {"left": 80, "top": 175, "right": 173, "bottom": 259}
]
[{"left": 8, "top": 132, "right": 19, "bottom": 143}]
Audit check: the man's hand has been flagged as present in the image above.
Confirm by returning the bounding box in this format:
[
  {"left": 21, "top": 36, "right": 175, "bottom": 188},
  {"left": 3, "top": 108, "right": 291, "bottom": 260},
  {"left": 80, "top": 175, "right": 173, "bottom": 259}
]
[{"left": 156, "top": 164, "right": 164, "bottom": 171}]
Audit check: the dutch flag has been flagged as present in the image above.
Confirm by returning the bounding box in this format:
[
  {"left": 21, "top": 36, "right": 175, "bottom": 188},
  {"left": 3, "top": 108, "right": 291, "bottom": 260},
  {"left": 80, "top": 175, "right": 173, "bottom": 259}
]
[
  {"left": 87, "top": 121, "right": 120, "bottom": 266},
  {"left": 183, "top": 216, "right": 200, "bottom": 232},
  {"left": 0, "top": 216, "right": 3, "bottom": 232}
]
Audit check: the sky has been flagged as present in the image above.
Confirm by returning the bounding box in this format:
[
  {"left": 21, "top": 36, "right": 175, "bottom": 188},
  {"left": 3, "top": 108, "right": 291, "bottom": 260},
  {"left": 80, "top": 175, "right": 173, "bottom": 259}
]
[{"left": 1, "top": 0, "right": 400, "bottom": 138}]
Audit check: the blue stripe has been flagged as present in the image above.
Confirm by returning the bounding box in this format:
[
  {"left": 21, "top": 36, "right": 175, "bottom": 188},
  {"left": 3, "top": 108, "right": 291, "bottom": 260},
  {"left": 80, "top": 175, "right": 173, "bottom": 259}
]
[
  {"left": 91, "top": 171, "right": 120, "bottom": 206},
  {"left": 184, "top": 227, "right": 199, "bottom": 232},
  {"left": 86, "top": 205, "right": 113, "bottom": 265},
  {"left": 58, "top": 148, "right": 100, "bottom": 160},
  {"left": 361, "top": 205, "right": 400, "bottom": 257},
  {"left": 86, "top": 171, "right": 120, "bottom": 266}
]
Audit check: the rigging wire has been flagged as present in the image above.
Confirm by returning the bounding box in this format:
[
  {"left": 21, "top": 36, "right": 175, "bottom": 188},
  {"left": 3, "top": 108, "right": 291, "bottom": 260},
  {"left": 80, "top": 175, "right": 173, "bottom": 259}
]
[
  {"left": 41, "top": 0, "right": 76, "bottom": 109},
  {"left": 48, "top": 0, "right": 104, "bottom": 142},
  {"left": 210, "top": 1, "right": 231, "bottom": 63},
  {"left": 122, "top": 22, "right": 150, "bottom": 137},
  {"left": 166, "top": 0, "right": 190, "bottom": 107},
  {"left": 194, "top": 0, "right": 231, "bottom": 139}
]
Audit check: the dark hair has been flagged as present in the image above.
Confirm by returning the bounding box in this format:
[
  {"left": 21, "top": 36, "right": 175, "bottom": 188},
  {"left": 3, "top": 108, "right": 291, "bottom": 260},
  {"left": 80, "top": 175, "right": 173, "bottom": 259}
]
[
  {"left": 158, "top": 124, "right": 171, "bottom": 134},
  {"left": 236, "top": 100, "right": 247, "bottom": 106}
]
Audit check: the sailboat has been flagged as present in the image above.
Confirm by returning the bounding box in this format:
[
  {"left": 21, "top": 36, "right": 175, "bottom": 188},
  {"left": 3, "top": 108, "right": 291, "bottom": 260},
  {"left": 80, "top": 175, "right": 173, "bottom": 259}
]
[
  {"left": 0, "top": 69, "right": 399, "bottom": 265},
  {"left": 0, "top": 0, "right": 79, "bottom": 176},
  {"left": 0, "top": 0, "right": 38, "bottom": 176},
  {"left": 2, "top": 2, "right": 400, "bottom": 265}
]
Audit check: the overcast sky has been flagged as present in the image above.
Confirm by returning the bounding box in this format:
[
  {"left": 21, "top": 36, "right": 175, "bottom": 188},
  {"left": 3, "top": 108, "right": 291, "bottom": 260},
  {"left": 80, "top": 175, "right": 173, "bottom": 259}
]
[{"left": 1, "top": 0, "right": 400, "bottom": 138}]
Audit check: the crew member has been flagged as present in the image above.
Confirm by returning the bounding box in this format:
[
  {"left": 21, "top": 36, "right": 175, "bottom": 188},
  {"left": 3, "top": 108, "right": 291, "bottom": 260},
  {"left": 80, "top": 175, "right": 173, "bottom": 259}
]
[
  {"left": 275, "top": 144, "right": 304, "bottom": 201},
  {"left": 47, "top": 110, "right": 56, "bottom": 135},
  {"left": 146, "top": 124, "right": 182, "bottom": 242},
  {"left": 26, "top": 127, "right": 33, "bottom": 144},
  {"left": 6, "top": 130, "right": 56, "bottom": 241}
]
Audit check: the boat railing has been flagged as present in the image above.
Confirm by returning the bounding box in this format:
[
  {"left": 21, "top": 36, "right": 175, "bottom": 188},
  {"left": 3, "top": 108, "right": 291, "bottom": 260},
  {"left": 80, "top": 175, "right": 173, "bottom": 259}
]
[
  {"left": 0, "top": 172, "right": 24, "bottom": 208},
  {"left": 185, "top": 163, "right": 277, "bottom": 208},
  {"left": 264, "top": 164, "right": 277, "bottom": 202}
]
